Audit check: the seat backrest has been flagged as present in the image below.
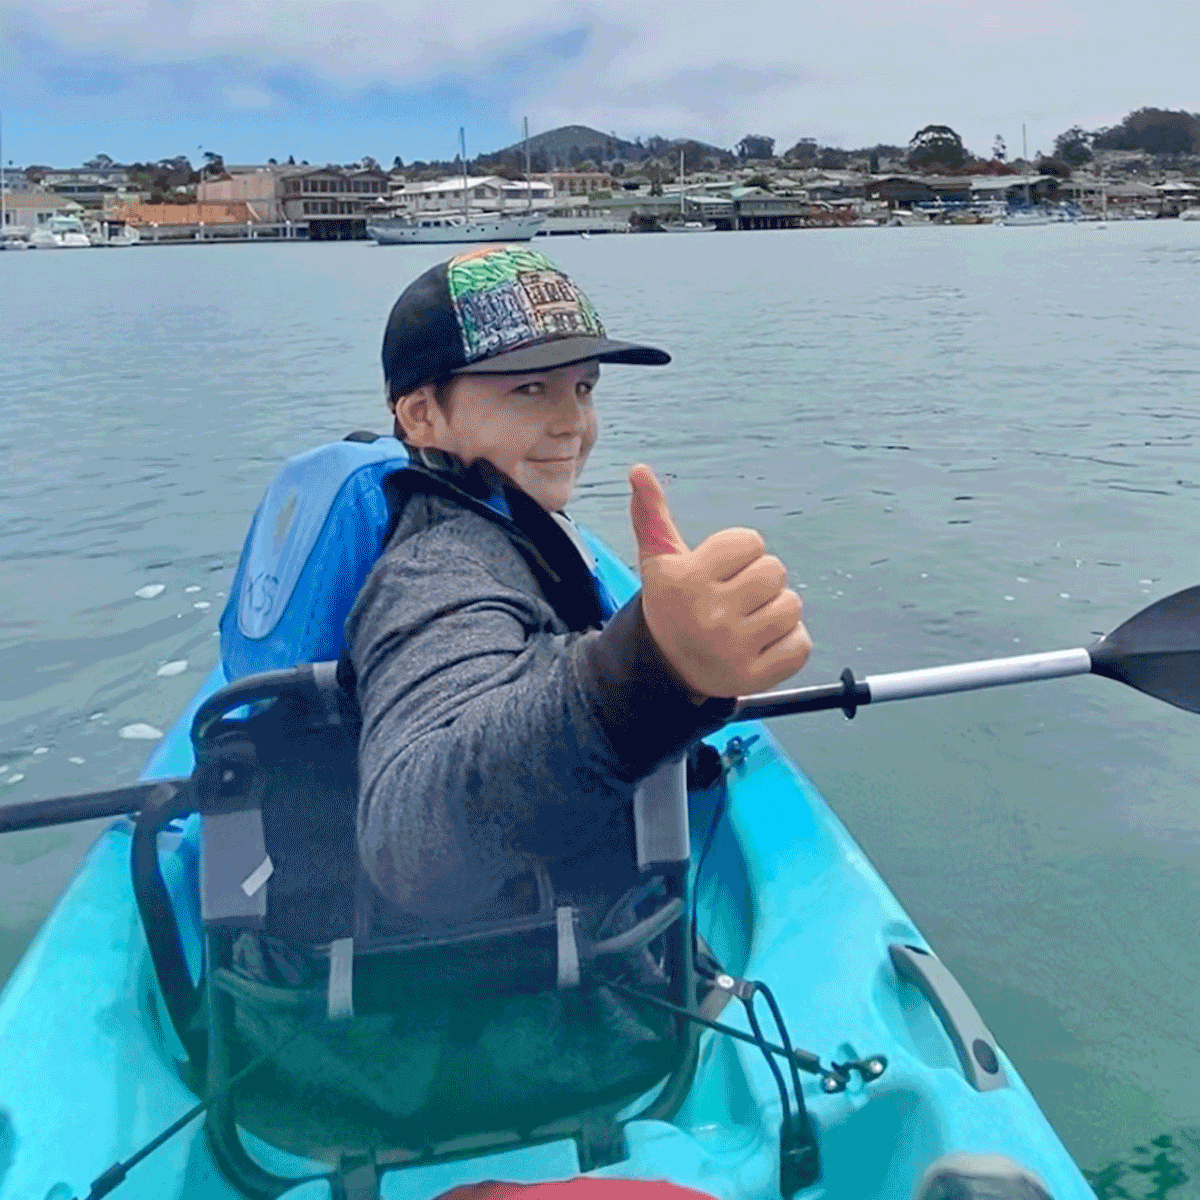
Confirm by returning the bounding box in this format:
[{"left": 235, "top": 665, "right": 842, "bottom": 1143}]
[
  {"left": 220, "top": 437, "right": 407, "bottom": 679},
  {"left": 190, "top": 665, "right": 691, "bottom": 997}
]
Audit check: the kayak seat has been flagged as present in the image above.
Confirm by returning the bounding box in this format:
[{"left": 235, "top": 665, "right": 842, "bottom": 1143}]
[{"left": 132, "top": 662, "right": 715, "bottom": 1199}]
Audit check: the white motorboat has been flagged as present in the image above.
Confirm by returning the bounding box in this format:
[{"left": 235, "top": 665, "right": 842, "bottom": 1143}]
[
  {"left": 368, "top": 212, "right": 544, "bottom": 245},
  {"left": 28, "top": 215, "right": 93, "bottom": 248},
  {"left": 1179, "top": 206, "right": 1200, "bottom": 222},
  {"left": 89, "top": 223, "right": 142, "bottom": 247},
  {"left": 371, "top": 125, "right": 544, "bottom": 245},
  {"left": 0, "top": 228, "right": 31, "bottom": 250}
]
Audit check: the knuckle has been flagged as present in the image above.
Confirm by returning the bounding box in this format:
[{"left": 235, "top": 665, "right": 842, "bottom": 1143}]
[{"left": 725, "top": 527, "right": 765, "bottom": 556}]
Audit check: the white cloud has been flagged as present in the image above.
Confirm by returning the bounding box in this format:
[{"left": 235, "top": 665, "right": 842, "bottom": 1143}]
[{"left": 5, "top": 0, "right": 1200, "bottom": 153}]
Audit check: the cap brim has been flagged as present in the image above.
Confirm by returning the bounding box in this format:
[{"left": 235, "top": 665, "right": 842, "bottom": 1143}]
[{"left": 452, "top": 336, "right": 670, "bottom": 376}]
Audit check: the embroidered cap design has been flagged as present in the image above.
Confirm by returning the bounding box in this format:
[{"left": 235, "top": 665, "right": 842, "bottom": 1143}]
[{"left": 446, "top": 245, "right": 607, "bottom": 364}]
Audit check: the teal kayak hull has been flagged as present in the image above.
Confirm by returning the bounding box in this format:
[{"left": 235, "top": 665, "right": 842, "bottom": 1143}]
[{"left": 0, "top": 530, "right": 1095, "bottom": 1200}]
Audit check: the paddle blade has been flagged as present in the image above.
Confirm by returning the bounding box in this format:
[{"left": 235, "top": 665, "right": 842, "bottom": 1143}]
[{"left": 1089, "top": 585, "right": 1200, "bottom": 713}]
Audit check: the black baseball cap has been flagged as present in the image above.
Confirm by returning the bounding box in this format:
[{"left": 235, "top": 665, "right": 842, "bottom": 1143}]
[{"left": 382, "top": 244, "right": 670, "bottom": 398}]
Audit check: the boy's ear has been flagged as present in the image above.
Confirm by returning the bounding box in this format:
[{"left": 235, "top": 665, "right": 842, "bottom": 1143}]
[{"left": 393, "top": 384, "right": 439, "bottom": 446}]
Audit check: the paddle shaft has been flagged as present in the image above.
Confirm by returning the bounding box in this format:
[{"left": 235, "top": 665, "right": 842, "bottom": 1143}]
[
  {"left": 0, "top": 778, "right": 189, "bottom": 836},
  {"left": 734, "top": 647, "right": 1093, "bottom": 721}
]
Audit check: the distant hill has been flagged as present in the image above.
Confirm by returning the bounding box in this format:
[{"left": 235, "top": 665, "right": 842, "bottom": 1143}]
[
  {"left": 478, "top": 125, "right": 735, "bottom": 171},
  {"left": 482, "top": 125, "right": 639, "bottom": 170}
]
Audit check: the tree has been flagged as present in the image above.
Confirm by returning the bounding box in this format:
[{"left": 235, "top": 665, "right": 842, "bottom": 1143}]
[
  {"left": 992, "top": 135, "right": 1007, "bottom": 162},
  {"left": 24, "top": 165, "right": 49, "bottom": 183},
  {"left": 1093, "top": 108, "right": 1200, "bottom": 155},
  {"left": 610, "top": 160, "right": 625, "bottom": 178},
  {"left": 267, "top": 157, "right": 277, "bottom": 166},
  {"left": 743, "top": 173, "right": 773, "bottom": 191},
  {"left": 784, "top": 138, "right": 818, "bottom": 167},
  {"left": 907, "top": 125, "right": 968, "bottom": 170},
  {"left": 1036, "top": 155, "right": 1073, "bottom": 179},
  {"left": 737, "top": 134, "right": 775, "bottom": 161},
  {"left": 645, "top": 163, "right": 665, "bottom": 196},
  {"left": 817, "top": 147, "right": 849, "bottom": 170},
  {"left": 392, "top": 155, "right": 403, "bottom": 170},
  {"left": 1052, "top": 126, "right": 1092, "bottom": 166},
  {"left": 288, "top": 154, "right": 296, "bottom": 165}
]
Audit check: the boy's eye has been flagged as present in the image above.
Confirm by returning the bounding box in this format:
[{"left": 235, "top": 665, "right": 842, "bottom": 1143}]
[{"left": 513, "top": 381, "right": 545, "bottom": 396}]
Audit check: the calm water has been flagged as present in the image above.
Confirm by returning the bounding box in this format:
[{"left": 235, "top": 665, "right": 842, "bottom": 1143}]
[{"left": 2, "top": 224, "right": 1199, "bottom": 1192}]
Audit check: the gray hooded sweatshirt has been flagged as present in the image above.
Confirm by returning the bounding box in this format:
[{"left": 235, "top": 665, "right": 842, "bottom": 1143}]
[{"left": 345, "top": 482, "right": 736, "bottom": 934}]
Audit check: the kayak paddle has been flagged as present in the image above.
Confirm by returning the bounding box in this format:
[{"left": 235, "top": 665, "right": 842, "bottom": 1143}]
[
  {"left": 735, "top": 584, "right": 1200, "bottom": 721},
  {"left": 3, "top": 586, "right": 1198, "bottom": 836}
]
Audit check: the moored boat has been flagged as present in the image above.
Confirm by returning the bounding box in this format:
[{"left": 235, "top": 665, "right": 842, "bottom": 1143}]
[
  {"left": 27, "top": 214, "right": 93, "bottom": 248},
  {"left": 0, "top": 439, "right": 1099, "bottom": 1200},
  {"left": 368, "top": 212, "right": 544, "bottom": 244}
]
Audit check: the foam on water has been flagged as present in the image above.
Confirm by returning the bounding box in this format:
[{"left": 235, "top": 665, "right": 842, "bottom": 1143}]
[{"left": 117, "top": 724, "right": 163, "bottom": 740}]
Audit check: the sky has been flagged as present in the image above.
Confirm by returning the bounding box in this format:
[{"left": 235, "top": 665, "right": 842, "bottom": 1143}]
[{"left": 1, "top": 0, "right": 1198, "bottom": 169}]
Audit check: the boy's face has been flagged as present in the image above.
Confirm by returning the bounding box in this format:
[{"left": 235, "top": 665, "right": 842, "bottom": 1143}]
[{"left": 402, "top": 361, "right": 601, "bottom": 512}]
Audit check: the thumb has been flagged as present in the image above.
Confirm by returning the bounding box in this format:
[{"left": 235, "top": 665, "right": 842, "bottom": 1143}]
[{"left": 629, "top": 463, "right": 690, "bottom": 563}]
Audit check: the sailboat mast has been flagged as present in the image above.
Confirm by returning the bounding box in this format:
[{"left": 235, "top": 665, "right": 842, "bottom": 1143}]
[
  {"left": 1, "top": 111, "right": 6, "bottom": 235},
  {"left": 524, "top": 117, "right": 532, "bottom": 213},
  {"left": 1022, "top": 123, "right": 1030, "bottom": 208},
  {"left": 460, "top": 126, "right": 469, "bottom": 220},
  {"left": 679, "top": 149, "right": 684, "bottom": 217}
]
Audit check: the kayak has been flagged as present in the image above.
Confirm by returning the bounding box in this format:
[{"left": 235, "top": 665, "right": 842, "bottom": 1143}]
[{"left": 0, "top": 524, "right": 1096, "bottom": 1200}]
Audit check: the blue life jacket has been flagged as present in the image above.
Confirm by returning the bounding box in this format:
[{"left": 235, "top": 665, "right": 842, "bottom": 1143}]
[
  {"left": 219, "top": 436, "right": 409, "bottom": 680},
  {"left": 220, "top": 437, "right": 618, "bottom": 680}
]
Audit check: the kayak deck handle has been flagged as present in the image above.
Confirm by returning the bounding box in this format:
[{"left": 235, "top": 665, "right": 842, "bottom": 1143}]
[{"left": 888, "top": 944, "right": 1008, "bottom": 1093}]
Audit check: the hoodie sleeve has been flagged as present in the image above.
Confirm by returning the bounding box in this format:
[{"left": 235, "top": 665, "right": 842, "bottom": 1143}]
[{"left": 345, "top": 518, "right": 733, "bottom": 919}]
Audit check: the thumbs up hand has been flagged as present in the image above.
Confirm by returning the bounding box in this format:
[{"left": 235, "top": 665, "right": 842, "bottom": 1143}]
[{"left": 629, "top": 464, "right": 811, "bottom": 700}]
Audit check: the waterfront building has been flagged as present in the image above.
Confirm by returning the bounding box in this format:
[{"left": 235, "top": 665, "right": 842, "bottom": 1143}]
[
  {"left": 0, "top": 169, "right": 37, "bottom": 194},
  {"left": 387, "top": 175, "right": 555, "bottom": 216},
  {"left": 102, "top": 201, "right": 270, "bottom": 242},
  {"left": 278, "top": 165, "right": 390, "bottom": 239},
  {"left": 1153, "top": 179, "right": 1200, "bottom": 216},
  {"left": 41, "top": 166, "right": 136, "bottom": 207},
  {"left": 1, "top": 188, "right": 85, "bottom": 235},
  {"left": 531, "top": 171, "right": 614, "bottom": 198},
  {"left": 199, "top": 168, "right": 290, "bottom": 222}
]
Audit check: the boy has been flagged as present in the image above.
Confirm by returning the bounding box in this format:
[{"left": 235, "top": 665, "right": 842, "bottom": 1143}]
[{"left": 348, "top": 243, "right": 811, "bottom": 928}]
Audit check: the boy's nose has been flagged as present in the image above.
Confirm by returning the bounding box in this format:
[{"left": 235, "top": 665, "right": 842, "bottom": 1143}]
[{"left": 550, "top": 394, "right": 590, "bottom": 432}]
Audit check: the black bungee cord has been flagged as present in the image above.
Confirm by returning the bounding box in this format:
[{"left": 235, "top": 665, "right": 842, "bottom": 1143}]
[{"left": 73, "top": 1027, "right": 309, "bottom": 1200}]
